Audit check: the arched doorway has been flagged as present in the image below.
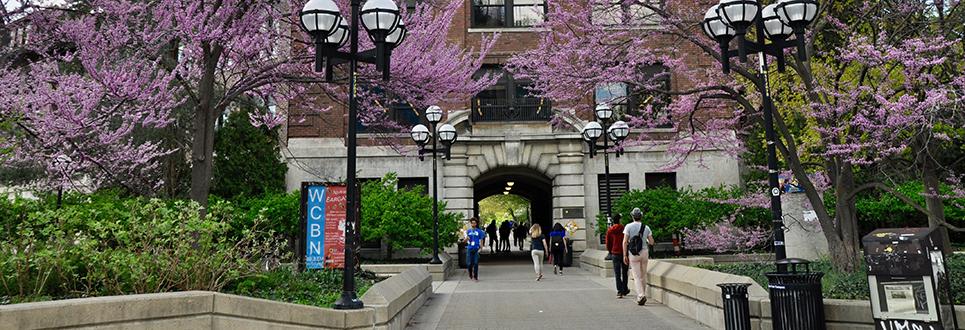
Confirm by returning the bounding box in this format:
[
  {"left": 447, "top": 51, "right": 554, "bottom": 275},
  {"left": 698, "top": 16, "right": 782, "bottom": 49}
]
[{"left": 473, "top": 167, "right": 553, "bottom": 259}]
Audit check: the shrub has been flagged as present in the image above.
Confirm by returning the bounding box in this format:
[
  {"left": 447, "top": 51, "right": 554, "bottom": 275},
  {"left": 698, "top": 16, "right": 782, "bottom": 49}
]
[
  {"left": 226, "top": 268, "right": 380, "bottom": 308},
  {"left": 212, "top": 106, "right": 287, "bottom": 199},
  {"left": 360, "top": 173, "right": 461, "bottom": 259},
  {"left": 597, "top": 186, "right": 769, "bottom": 241},
  {"left": 0, "top": 196, "right": 281, "bottom": 303}
]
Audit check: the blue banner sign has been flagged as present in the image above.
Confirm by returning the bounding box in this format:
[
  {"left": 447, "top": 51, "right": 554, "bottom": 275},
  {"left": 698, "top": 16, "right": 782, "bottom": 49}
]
[{"left": 305, "top": 185, "right": 327, "bottom": 269}]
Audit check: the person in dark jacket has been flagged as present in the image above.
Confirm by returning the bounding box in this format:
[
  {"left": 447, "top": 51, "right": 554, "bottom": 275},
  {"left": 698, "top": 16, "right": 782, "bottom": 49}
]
[
  {"left": 499, "top": 220, "right": 512, "bottom": 253},
  {"left": 486, "top": 220, "right": 498, "bottom": 254},
  {"left": 548, "top": 223, "right": 568, "bottom": 276},
  {"left": 605, "top": 214, "right": 630, "bottom": 298}
]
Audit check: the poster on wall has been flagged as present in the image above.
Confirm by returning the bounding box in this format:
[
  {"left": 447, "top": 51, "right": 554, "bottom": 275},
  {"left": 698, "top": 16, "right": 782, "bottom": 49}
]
[{"left": 302, "top": 183, "right": 347, "bottom": 269}]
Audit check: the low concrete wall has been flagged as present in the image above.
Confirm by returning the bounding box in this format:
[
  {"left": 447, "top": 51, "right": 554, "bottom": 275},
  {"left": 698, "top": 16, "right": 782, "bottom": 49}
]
[
  {"left": 361, "top": 252, "right": 454, "bottom": 281},
  {"left": 637, "top": 256, "right": 965, "bottom": 330},
  {"left": 579, "top": 249, "right": 715, "bottom": 278},
  {"left": 0, "top": 267, "right": 432, "bottom": 330}
]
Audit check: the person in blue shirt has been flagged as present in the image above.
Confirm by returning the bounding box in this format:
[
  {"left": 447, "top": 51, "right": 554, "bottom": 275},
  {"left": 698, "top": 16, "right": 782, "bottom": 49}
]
[
  {"left": 464, "top": 217, "right": 486, "bottom": 281},
  {"left": 548, "top": 223, "right": 568, "bottom": 276}
]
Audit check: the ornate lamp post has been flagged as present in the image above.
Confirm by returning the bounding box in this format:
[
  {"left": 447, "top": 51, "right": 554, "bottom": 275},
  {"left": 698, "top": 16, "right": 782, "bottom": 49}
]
[
  {"left": 299, "top": 0, "right": 407, "bottom": 310},
  {"left": 582, "top": 104, "right": 630, "bottom": 245},
  {"left": 410, "top": 106, "right": 458, "bottom": 265},
  {"left": 702, "top": 0, "right": 818, "bottom": 269}
]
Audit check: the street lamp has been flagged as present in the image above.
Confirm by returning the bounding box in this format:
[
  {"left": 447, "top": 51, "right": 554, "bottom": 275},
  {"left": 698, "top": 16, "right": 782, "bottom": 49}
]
[
  {"left": 410, "top": 105, "right": 458, "bottom": 265},
  {"left": 300, "top": 0, "right": 406, "bottom": 310},
  {"left": 702, "top": 0, "right": 819, "bottom": 269},
  {"left": 581, "top": 104, "right": 629, "bottom": 229}
]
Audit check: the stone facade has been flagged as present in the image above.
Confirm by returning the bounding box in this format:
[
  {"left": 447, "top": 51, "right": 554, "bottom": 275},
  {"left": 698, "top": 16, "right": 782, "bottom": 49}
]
[{"left": 283, "top": 1, "right": 743, "bottom": 256}]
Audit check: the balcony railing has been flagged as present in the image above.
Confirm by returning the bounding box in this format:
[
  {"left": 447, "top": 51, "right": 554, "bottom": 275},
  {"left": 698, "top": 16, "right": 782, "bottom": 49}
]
[{"left": 471, "top": 97, "right": 552, "bottom": 122}]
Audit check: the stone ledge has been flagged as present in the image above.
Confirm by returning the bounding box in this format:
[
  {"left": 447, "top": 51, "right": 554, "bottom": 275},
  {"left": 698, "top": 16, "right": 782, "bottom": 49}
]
[
  {"left": 0, "top": 269, "right": 434, "bottom": 330},
  {"left": 360, "top": 252, "right": 454, "bottom": 281}
]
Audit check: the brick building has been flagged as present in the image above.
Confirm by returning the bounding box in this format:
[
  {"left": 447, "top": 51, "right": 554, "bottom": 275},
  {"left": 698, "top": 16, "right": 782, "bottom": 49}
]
[{"left": 283, "top": 0, "right": 741, "bottom": 255}]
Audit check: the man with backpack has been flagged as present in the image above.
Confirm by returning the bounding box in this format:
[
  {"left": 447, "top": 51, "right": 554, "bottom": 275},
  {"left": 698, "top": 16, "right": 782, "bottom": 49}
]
[{"left": 623, "top": 207, "right": 655, "bottom": 305}]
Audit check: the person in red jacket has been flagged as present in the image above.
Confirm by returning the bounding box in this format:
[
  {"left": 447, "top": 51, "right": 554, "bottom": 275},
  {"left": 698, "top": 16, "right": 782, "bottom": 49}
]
[{"left": 605, "top": 214, "right": 630, "bottom": 298}]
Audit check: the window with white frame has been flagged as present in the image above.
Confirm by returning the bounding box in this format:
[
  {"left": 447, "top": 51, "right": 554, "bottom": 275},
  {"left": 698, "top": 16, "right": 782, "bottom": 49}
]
[
  {"left": 593, "top": 64, "right": 672, "bottom": 127},
  {"left": 592, "top": 0, "right": 661, "bottom": 26},
  {"left": 471, "top": 0, "right": 546, "bottom": 28}
]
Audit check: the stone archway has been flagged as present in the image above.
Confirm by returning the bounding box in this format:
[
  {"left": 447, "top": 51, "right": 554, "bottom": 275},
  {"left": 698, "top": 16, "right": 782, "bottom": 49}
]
[{"left": 472, "top": 167, "right": 554, "bottom": 235}]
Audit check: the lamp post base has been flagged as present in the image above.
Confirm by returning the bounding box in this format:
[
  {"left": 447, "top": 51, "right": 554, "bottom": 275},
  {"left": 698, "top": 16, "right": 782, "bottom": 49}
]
[
  {"left": 333, "top": 292, "right": 364, "bottom": 310},
  {"left": 428, "top": 255, "right": 443, "bottom": 264}
]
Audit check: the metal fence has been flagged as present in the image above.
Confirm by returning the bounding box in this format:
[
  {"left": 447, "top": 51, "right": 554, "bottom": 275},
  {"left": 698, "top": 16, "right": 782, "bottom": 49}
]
[{"left": 470, "top": 97, "right": 553, "bottom": 122}]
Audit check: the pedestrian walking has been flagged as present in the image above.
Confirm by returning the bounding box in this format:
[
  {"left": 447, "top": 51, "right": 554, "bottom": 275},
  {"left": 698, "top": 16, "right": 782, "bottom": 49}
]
[
  {"left": 529, "top": 223, "right": 549, "bottom": 281},
  {"left": 499, "top": 220, "right": 511, "bottom": 253},
  {"left": 464, "top": 217, "right": 486, "bottom": 281},
  {"left": 486, "top": 220, "right": 498, "bottom": 254},
  {"left": 623, "top": 207, "right": 654, "bottom": 305},
  {"left": 514, "top": 222, "right": 527, "bottom": 251},
  {"left": 548, "top": 223, "right": 568, "bottom": 276},
  {"left": 605, "top": 214, "right": 630, "bottom": 298}
]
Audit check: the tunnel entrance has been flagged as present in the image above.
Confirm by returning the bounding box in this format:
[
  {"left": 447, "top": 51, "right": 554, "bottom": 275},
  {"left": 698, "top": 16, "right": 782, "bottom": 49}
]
[{"left": 473, "top": 167, "right": 553, "bottom": 262}]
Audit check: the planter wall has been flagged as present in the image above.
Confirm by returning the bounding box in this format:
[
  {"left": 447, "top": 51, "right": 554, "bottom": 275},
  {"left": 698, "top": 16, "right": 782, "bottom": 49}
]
[
  {"left": 0, "top": 267, "right": 432, "bottom": 330},
  {"left": 579, "top": 249, "right": 965, "bottom": 330}
]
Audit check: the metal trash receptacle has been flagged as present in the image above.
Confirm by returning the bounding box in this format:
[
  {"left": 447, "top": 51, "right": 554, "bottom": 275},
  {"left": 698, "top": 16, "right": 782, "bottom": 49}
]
[
  {"left": 765, "top": 258, "right": 825, "bottom": 330},
  {"left": 457, "top": 242, "right": 467, "bottom": 269},
  {"left": 718, "top": 283, "right": 752, "bottom": 330},
  {"left": 562, "top": 240, "right": 574, "bottom": 267}
]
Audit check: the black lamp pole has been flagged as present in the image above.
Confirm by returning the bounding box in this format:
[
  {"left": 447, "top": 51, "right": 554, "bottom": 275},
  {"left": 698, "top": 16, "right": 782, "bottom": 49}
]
[
  {"left": 583, "top": 115, "right": 627, "bottom": 257},
  {"left": 414, "top": 116, "right": 455, "bottom": 265},
  {"left": 302, "top": 0, "right": 406, "bottom": 310},
  {"left": 704, "top": 0, "right": 819, "bottom": 272}
]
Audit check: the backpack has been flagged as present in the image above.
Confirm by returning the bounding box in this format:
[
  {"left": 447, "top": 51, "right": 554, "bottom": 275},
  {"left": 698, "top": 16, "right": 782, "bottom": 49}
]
[
  {"left": 550, "top": 233, "right": 564, "bottom": 250},
  {"left": 628, "top": 225, "right": 646, "bottom": 256}
]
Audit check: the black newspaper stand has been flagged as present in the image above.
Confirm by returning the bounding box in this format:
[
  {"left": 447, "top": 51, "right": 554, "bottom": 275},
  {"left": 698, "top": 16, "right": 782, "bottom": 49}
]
[{"left": 862, "top": 227, "right": 958, "bottom": 330}]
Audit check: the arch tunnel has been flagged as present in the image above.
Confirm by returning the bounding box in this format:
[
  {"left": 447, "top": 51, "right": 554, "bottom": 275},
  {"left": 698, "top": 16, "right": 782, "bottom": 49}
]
[{"left": 472, "top": 167, "right": 554, "bottom": 236}]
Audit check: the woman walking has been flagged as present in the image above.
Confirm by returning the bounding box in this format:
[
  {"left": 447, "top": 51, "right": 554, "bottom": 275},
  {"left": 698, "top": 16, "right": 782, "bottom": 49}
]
[
  {"left": 529, "top": 224, "right": 549, "bottom": 281},
  {"left": 548, "top": 223, "right": 568, "bottom": 276}
]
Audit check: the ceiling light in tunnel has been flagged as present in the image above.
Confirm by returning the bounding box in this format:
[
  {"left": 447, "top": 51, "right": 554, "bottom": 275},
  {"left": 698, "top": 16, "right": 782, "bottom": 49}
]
[
  {"left": 507, "top": 182, "right": 515, "bottom": 186},
  {"left": 505, "top": 186, "right": 512, "bottom": 190},
  {"left": 503, "top": 191, "right": 509, "bottom": 195}
]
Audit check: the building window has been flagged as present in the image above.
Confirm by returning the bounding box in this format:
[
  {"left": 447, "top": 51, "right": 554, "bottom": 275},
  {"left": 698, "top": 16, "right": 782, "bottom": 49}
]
[
  {"left": 472, "top": 65, "right": 551, "bottom": 121},
  {"left": 398, "top": 177, "right": 429, "bottom": 195},
  {"left": 472, "top": 0, "right": 546, "bottom": 28},
  {"left": 594, "top": 64, "right": 672, "bottom": 128},
  {"left": 645, "top": 172, "right": 676, "bottom": 190},
  {"left": 592, "top": 0, "right": 661, "bottom": 26},
  {"left": 598, "top": 173, "right": 630, "bottom": 215}
]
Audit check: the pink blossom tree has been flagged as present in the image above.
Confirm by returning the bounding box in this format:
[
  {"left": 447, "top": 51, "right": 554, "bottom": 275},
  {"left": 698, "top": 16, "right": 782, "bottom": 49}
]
[
  {"left": 1, "top": 0, "right": 496, "bottom": 203},
  {"left": 509, "top": 0, "right": 965, "bottom": 271}
]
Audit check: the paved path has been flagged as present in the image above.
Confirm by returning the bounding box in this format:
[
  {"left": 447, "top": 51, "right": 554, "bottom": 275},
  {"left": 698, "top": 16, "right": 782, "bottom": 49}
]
[{"left": 406, "top": 260, "right": 710, "bottom": 330}]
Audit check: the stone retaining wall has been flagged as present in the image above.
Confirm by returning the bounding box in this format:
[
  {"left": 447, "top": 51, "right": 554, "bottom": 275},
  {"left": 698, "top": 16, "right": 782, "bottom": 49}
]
[
  {"left": 580, "top": 249, "right": 965, "bottom": 330},
  {"left": 0, "top": 267, "right": 432, "bottom": 330},
  {"left": 361, "top": 253, "right": 455, "bottom": 281}
]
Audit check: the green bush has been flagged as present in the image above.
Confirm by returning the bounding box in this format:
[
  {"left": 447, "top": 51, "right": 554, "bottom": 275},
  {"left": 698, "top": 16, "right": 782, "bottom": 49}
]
[
  {"left": 226, "top": 268, "right": 379, "bottom": 308},
  {"left": 596, "top": 186, "right": 769, "bottom": 240},
  {"left": 212, "top": 106, "right": 287, "bottom": 199},
  {"left": 0, "top": 196, "right": 281, "bottom": 303},
  {"left": 699, "top": 254, "right": 965, "bottom": 304},
  {"left": 227, "top": 191, "right": 300, "bottom": 241},
  {"left": 360, "top": 173, "right": 461, "bottom": 259}
]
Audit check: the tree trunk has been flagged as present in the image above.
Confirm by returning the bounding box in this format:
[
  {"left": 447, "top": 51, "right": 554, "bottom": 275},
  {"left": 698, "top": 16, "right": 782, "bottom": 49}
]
[
  {"left": 188, "top": 44, "right": 223, "bottom": 208},
  {"left": 921, "top": 150, "right": 952, "bottom": 254},
  {"left": 830, "top": 162, "right": 862, "bottom": 272}
]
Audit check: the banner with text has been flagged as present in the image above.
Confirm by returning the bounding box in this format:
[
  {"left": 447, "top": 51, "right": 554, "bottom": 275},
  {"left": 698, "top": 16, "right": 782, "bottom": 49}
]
[{"left": 304, "top": 184, "right": 346, "bottom": 269}]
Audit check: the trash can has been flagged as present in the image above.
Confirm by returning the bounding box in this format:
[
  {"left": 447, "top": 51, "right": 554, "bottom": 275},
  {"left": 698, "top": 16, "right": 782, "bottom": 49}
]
[
  {"left": 457, "top": 242, "right": 467, "bottom": 269},
  {"left": 765, "top": 258, "right": 825, "bottom": 330},
  {"left": 718, "top": 283, "right": 752, "bottom": 330},
  {"left": 562, "top": 240, "right": 574, "bottom": 267}
]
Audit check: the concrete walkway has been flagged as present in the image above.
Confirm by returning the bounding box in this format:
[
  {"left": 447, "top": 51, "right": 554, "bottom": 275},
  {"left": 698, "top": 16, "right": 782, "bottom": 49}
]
[{"left": 406, "top": 260, "right": 710, "bottom": 330}]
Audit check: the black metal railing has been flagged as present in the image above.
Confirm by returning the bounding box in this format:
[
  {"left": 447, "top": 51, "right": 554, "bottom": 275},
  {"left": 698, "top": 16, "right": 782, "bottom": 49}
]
[{"left": 470, "top": 97, "right": 553, "bottom": 122}]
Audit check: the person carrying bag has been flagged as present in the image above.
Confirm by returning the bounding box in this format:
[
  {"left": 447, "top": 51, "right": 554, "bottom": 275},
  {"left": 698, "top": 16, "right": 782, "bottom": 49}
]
[{"left": 622, "top": 207, "right": 655, "bottom": 306}]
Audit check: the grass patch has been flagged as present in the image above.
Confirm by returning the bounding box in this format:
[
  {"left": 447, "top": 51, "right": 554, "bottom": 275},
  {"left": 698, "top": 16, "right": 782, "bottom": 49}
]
[
  {"left": 225, "top": 268, "right": 383, "bottom": 308},
  {"left": 698, "top": 254, "right": 965, "bottom": 304}
]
